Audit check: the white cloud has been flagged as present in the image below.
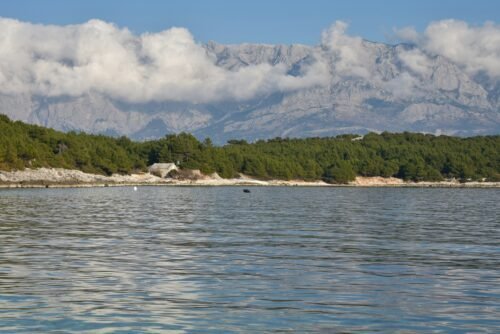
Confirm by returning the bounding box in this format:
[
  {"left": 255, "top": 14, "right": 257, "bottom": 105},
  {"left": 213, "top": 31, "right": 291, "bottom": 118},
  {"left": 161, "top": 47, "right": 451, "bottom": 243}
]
[
  {"left": 397, "top": 48, "right": 433, "bottom": 76},
  {"left": 0, "top": 18, "right": 328, "bottom": 103},
  {"left": 393, "top": 26, "right": 420, "bottom": 44},
  {"left": 1, "top": 18, "right": 498, "bottom": 105},
  {"left": 320, "top": 21, "right": 371, "bottom": 78},
  {"left": 396, "top": 19, "right": 500, "bottom": 78},
  {"left": 320, "top": 22, "right": 428, "bottom": 98}
]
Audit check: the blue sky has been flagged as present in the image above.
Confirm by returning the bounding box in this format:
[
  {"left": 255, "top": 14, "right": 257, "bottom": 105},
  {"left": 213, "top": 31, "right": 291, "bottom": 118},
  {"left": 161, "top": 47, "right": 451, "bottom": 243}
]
[{"left": 0, "top": 0, "right": 497, "bottom": 44}]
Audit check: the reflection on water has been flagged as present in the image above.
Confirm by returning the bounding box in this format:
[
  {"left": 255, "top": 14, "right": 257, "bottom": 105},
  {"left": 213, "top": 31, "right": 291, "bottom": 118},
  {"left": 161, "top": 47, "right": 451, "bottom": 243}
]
[{"left": 0, "top": 187, "right": 499, "bottom": 332}]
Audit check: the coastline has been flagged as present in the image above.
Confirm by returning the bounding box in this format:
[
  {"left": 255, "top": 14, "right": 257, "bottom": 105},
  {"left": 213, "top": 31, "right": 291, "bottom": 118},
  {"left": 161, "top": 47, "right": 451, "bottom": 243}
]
[{"left": 1, "top": 168, "right": 499, "bottom": 189}]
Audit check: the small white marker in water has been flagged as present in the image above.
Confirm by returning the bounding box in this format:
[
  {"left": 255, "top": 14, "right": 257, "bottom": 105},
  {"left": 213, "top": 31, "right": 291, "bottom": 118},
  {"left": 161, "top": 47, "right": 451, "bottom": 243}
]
[{"left": 133, "top": 186, "right": 138, "bottom": 191}]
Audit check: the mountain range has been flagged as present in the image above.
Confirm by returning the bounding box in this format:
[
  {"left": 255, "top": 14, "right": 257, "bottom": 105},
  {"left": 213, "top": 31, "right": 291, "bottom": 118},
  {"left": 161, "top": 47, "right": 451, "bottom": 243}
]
[{"left": 1, "top": 38, "right": 499, "bottom": 144}]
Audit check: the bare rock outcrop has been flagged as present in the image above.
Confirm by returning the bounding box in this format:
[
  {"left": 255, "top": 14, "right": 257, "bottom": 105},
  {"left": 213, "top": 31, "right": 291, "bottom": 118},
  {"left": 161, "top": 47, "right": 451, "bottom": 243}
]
[{"left": 169, "top": 169, "right": 206, "bottom": 180}]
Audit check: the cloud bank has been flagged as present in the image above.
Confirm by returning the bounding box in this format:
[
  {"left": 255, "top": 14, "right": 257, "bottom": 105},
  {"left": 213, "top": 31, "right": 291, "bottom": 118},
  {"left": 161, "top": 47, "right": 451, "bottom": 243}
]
[
  {"left": 0, "top": 18, "right": 327, "bottom": 103},
  {"left": 395, "top": 19, "right": 500, "bottom": 78},
  {"left": 0, "top": 18, "right": 498, "bottom": 104},
  {"left": 320, "top": 21, "right": 371, "bottom": 79}
]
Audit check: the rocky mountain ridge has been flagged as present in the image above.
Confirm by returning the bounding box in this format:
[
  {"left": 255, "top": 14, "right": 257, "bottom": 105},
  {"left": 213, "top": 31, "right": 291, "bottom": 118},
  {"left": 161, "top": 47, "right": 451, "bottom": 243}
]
[{"left": 1, "top": 40, "right": 498, "bottom": 144}]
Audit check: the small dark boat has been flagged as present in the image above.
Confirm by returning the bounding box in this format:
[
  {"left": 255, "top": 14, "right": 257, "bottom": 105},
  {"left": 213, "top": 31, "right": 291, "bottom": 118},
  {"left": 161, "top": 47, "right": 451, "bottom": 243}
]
[{"left": 243, "top": 189, "right": 251, "bottom": 193}]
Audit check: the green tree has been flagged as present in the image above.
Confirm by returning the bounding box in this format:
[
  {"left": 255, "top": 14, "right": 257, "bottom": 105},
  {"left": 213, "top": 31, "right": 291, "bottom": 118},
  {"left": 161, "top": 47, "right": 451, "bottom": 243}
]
[{"left": 324, "top": 161, "right": 356, "bottom": 184}]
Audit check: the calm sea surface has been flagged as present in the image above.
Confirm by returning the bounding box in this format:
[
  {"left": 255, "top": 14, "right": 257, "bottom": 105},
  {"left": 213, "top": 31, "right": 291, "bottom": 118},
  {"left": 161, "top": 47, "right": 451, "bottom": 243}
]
[{"left": 0, "top": 187, "right": 499, "bottom": 333}]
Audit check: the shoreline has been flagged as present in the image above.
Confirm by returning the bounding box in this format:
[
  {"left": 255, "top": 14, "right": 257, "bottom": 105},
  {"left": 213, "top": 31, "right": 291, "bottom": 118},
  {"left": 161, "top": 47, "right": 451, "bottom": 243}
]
[
  {"left": 1, "top": 168, "right": 499, "bottom": 189},
  {"left": 2, "top": 183, "right": 499, "bottom": 189}
]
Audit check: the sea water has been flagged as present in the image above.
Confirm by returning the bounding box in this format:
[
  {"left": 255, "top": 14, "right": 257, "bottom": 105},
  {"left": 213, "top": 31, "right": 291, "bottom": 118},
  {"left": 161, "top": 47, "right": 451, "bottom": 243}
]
[{"left": 0, "top": 187, "right": 499, "bottom": 332}]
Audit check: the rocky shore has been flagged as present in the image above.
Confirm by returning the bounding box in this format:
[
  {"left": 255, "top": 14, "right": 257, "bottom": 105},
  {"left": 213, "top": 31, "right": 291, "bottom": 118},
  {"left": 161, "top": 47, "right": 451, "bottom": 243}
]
[{"left": 0, "top": 168, "right": 499, "bottom": 188}]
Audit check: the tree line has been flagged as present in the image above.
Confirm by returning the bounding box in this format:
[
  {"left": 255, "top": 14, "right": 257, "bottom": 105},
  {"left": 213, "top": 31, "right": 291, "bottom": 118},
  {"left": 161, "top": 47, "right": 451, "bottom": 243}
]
[{"left": 1, "top": 114, "right": 498, "bottom": 183}]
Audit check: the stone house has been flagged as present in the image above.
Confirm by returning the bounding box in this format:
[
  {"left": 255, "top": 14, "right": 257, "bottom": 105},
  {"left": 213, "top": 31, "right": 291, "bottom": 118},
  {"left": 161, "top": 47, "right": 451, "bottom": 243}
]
[{"left": 148, "top": 163, "right": 178, "bottom": 178}]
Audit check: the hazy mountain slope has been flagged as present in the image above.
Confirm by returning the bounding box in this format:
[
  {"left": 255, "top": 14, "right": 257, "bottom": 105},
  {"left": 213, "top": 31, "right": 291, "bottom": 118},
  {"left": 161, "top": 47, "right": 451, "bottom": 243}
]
[{"left": 1, "top": 40, "right": 498, "bottom": 144}]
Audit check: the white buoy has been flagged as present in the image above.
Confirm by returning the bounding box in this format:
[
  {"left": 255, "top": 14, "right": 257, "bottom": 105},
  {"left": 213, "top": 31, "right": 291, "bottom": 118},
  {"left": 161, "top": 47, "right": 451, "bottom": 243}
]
[{"left": 133, "top": 186, "right": 138, "bottom": 191}]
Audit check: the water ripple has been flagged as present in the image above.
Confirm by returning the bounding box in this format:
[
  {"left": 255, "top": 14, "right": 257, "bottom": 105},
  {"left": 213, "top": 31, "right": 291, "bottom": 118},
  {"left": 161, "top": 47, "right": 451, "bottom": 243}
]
[{"left": 0, "top": 187, "right": 499, "bottom": 332}]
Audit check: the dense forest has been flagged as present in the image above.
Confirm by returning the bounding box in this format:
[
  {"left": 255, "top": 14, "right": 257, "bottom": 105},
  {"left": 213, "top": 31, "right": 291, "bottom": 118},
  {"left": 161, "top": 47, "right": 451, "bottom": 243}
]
[{"left": 1, "top": 114, "right": 499, "bottom": 183}]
